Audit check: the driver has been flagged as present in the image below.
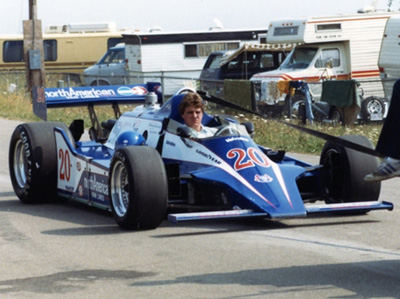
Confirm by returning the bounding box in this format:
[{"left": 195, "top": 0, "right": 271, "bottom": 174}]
[{"left": 179, "top": 92, "right": 217, "bottom": 138}]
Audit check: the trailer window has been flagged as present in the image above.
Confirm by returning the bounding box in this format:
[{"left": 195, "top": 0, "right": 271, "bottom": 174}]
[
  {"left": 315, "top": 49, "right": 340, "bottom": 68},
  {"left": 185, "top": 44, "right": 198, "bottom": 57},
  {"left": 3, "top": 41, "right": 24, "bottom": 62},
  {"left": 226, "top": 43, "right": 240, "bottom": 50},
  {"left": 185, "top": 42, "right": 240, "bottom": 58},
  {"left": 273, "top": 26, "right": 299, "bottom": 36},
  {"left": 43, "top": 40, "right": 57, "bottom": 61},
  {"left": 316, "top": 23, "right": 342, "bottom": 32}
]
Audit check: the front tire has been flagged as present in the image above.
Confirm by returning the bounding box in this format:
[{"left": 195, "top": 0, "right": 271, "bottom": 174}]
[
  {"left": 109, "top": 146, "right": 168, "bottom": 230},
  {"left": 320, "top": 135, "right": 381, "bottom": 204},
  {"left": 9, "top": 122, "right": 70, "bottom": 203}
]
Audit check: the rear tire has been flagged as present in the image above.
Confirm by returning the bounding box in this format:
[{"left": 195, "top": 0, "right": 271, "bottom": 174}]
[
  {"left": 319, "top": 135, "right": 381, "bottom": 204},
  {"left": 109, "top": 146, "right": 168, "bottom": 230},
  {"left": 9, "top": 122, "right": 71, "bottom": 203}
]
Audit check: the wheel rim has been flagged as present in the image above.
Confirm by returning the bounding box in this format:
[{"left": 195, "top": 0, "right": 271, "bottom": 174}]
[
  {"left": 110, "top": 160, "right": 130, "bottom": 217},
  {"left": 13, "top": 140, "right": 27, "bottom": 188},
  {"left": 367, "top": 99, "right": 383, "bottom": 114}
]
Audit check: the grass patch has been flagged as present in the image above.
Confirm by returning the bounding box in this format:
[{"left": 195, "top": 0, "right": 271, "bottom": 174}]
[{"left": 251, "top": 117, "right": 382, "bottom": 154}]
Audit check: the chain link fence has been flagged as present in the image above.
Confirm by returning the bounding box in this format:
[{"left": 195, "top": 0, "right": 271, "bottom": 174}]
[{"left": 0, "top": 70, "right": 397, "bottom": 124}]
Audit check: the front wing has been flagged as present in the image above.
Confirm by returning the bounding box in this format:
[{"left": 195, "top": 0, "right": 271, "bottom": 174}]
[{"left": 168, "top": 201, "right": 393, "bottom": 224}]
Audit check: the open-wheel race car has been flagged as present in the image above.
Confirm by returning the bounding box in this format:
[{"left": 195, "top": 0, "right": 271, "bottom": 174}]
[{"left": 9, "top": 83, "right": 393, "bottom": 230}]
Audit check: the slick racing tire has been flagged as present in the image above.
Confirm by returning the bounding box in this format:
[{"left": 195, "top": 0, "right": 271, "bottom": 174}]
[
  {"left": 319, "top": 135, "right": 381, "bottom": 204},
  {"left": 109, "top": 146, "right": 168, "bottom": 230},
  {"left": 9, "top": 122, "right": 72, "bottom": 203}
]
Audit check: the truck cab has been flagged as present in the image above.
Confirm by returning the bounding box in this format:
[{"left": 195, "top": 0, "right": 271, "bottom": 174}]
[
  {"left": 251, "top": 42, "right": 349, "bottom": 104},
  {"left": 83, "top": 43, "right": 126, "bottom": 86},
  {"left": 199, "top": 43, "right": 291, "bottom": 97}
]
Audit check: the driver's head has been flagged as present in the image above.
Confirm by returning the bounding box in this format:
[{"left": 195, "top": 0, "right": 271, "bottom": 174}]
[{"left": 179, "top": 93, "right": 204, "bottom": 132}]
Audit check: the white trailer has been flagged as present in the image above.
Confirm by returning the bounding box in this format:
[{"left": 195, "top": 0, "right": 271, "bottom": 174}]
[
  {"left": 122, "top": 29, "right": 267, "bottom": 95},
  {"left": 251, "top": 11, "right": 400, "bottom": 118},
  {"left": 378, "top": 15, "right": 400, "bottom": 101}
]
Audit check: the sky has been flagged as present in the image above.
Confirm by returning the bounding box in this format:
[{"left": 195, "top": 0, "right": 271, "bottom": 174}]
[{"left": 0, "top": 0, "right": 399, "bottom": 35}]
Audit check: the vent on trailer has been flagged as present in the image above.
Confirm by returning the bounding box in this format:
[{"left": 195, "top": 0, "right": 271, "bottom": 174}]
[{"left": 45, "top": 22, "right": 117, "bottom": 34}]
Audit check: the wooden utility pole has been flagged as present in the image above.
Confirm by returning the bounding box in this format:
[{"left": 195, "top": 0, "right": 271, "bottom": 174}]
[{"left": 23, "top": 0, "right": 45, "bottom": 93}]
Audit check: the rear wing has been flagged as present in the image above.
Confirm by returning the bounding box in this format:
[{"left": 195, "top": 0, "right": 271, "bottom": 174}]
[{"left": 32, "top": 82, "right": 162, "bottom": 121}]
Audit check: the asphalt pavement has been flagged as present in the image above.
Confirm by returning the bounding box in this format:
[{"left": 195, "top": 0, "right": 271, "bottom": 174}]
[{"left": 0, "top": 117, "right": 399, "bottom": 299}]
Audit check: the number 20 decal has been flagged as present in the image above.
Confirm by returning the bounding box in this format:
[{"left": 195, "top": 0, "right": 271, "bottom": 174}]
[
  {"left": 227, "top": 147, "right": 270, "bottom": 171},
  {"left": 59, "top": 148, "right": 71, "bottom": 181}
]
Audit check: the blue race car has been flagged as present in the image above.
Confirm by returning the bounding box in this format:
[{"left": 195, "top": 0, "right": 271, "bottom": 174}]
[{"left": 8, "top": 84, "right": 393, "bottom": 230}]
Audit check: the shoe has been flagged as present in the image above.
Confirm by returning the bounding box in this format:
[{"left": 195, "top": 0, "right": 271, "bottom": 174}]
[{"left": 364, "top": 158, "right": 400, "bottom": 182}]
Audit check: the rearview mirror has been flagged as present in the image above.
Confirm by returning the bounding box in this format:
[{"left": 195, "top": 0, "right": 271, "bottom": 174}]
[
  {"left": 241, "top": 122, "right": 255, "bottom": 137},
  {"left": 177, "top": 126, "right": 192, "bottom": 138}
]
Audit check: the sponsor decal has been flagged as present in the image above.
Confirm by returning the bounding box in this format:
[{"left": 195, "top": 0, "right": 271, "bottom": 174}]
[
  {"left": 83, "top": 174, "right": 109, "bottom": 202},
  {"left": 149, "top": 122, "right": 162, "bottom": 130},
  {"left": 166, "top": 140, "right": 176, "bottom": 147},
  {"left": 76, "top": 161, "right": 82, "bottom": 172},
  {"left": 45, "top": 87, "right": 116, "bottom": 99},
  {"left": 132, "top": 119, "right": 142, "bottom": 131},
  {"left": 225, "top": 137, "right": 249, "bottom": 143},
  {"left": 117, "top": 120, "right": 133, "bottom": 129},
  {"left": 255, "top": 174, "right": 273, "bottom": 183},
  {"left": 196, "top": 149, "right": 221, "bottom": 164},
  {"left": 117, "top": 86, "right": 148, "bottom": 96},
  {"left": 64, "top": 185, "right": 74, "bottom": 192}
]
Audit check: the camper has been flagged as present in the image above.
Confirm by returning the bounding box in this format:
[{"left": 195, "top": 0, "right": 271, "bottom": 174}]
[
  {"left": 251, "top": 11, "right": 400, "bottom": 119},
  {"left": 0, "top": 22, "right": 124, "bottom": 72},
  {"left": 121, "top": 29, "right": 267, "bottom": 95},
  {"left": 379, "top": 15, "right": 400, "bottom": 102}
]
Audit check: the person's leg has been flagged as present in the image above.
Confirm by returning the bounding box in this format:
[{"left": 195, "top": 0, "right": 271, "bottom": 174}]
[
  {"left": 376, "top": 79, "right": 400, "bottom": 159},
  {"left": 365, "top": 79, "right": 400, "bottom": 181}
]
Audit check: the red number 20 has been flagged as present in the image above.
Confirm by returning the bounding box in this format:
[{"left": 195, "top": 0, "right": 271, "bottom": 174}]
[
  {"left": 59, "top": 149, "right": 71, "bottom": 182},
  {"left": 227, "top": 148, "right": 270, "bottom": 171}
]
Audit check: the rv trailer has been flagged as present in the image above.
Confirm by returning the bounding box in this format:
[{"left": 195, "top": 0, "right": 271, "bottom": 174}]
[{"left": 251, "top": 11, "right": 400, "bottom": 119}]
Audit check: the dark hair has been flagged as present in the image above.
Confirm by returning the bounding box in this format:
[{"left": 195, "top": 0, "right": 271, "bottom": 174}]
[{"left": 179, "top": 92, "right": 204, "bottom": 115}]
